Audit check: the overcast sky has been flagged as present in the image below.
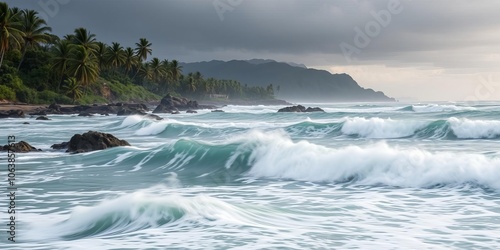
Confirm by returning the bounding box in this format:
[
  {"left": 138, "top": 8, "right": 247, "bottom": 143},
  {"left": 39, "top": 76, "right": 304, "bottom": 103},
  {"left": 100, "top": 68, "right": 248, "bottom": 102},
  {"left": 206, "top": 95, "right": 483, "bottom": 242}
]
[{"left": 6, "top": 0, "right": 500, "bottom": 101}]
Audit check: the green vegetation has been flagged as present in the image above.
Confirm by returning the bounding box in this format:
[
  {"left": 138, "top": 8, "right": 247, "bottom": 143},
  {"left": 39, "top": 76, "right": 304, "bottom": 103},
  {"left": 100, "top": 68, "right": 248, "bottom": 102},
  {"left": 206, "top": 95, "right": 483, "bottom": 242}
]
[{"left": 0, "top": 3, "right": 275, "bottom": 104}]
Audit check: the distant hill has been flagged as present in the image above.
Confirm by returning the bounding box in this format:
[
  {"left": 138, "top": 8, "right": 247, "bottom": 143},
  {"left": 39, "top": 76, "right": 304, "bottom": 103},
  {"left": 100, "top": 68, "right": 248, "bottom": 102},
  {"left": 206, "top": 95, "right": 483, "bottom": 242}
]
[{"left": 180, "top": 60, "right": 394, "bottom": 102}]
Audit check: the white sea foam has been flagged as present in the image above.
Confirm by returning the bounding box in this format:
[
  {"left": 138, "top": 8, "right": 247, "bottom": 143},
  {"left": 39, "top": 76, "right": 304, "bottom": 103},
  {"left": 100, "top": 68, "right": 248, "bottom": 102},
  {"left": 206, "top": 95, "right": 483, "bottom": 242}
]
[
  {"left": 27, "top": 191, "right": 252, "bottom": 241},
  {"left": 448, "top": 118, "right": 500, "bottom": 138},
  {"left": 236, "top": 131, "right": 500, "bottom": 189},
  {"left": 119, "top": 115, "right": 146, "bottom": 127},
  {"left": 341, "top": 117, "right": 428, "bottom": 138},
  {"left": 411, "top": 104, "right": 475, "bottom": 113}
]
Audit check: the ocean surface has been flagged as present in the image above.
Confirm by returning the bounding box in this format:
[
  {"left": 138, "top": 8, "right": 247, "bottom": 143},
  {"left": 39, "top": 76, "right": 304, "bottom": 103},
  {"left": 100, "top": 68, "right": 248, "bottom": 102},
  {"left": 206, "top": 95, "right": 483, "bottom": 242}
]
[{"left": 1, "top": 102, "right": 500, "bottom": 249}]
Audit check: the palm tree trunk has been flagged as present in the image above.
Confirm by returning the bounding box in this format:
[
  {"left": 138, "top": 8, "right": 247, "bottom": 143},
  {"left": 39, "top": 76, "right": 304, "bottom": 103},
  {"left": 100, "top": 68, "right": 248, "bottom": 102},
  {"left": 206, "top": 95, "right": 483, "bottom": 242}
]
[
  {"left": 57, "top": 74, "right": 64, "bottom": 93},
  {"left": 0, "top": 49, "right": 5, "bottom": 69},
  {"left": 17, "top": 45, "right": 28, "bottom": 70}
]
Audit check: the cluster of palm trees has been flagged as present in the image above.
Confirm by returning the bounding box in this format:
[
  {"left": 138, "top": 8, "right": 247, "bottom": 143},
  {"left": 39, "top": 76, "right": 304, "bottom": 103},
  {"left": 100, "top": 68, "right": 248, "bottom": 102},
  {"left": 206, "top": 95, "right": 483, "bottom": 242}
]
[
  {"left": 1, "top": 3, "right": 275, "bottom": 103},
  {"left": 0, "top": 3, "right": 52, "bottom": 69}
]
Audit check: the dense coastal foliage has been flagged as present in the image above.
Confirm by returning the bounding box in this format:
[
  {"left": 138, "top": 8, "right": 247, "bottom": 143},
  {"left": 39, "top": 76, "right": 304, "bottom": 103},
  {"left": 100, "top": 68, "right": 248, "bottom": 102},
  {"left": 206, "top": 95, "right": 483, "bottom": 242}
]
[{"left": 0, "top": 3, "right": 275, "bottom": 104}]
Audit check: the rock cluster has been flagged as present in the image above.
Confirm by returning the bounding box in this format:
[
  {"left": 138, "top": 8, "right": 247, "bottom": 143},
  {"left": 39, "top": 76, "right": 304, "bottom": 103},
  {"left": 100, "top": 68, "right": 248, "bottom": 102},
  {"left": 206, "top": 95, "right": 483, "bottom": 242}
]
[
  {"left": 51, "top": 131, "right": 130, "bottom": 153},
  {"left": 0, "top": 110, "right": 25, "bottom": 119},
  {"left": 153, "top": 94, "right": 215, "bottom": 114},
  {"left": 1, "top": 141, "right": 41, "bottom": 152},
  {"left": 277, "top": 105, "right": 324, "bottom": 113}
]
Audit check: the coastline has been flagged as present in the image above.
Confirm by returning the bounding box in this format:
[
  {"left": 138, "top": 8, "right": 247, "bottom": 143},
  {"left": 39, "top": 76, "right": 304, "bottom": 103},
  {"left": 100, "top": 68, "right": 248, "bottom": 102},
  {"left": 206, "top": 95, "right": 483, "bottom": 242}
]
[{"left": 0, "top": 98, "right": 291, "bottom": 114}]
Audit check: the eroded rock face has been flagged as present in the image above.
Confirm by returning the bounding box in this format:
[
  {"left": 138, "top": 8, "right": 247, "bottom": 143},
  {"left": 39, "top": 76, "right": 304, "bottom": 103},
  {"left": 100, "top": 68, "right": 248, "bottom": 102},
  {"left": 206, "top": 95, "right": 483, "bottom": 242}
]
[
  {"left": 2, "top": 141, "right": 41, "bottom": 152},
  {"left": 28, "top": 103, "right": 150, "bottom": 116},
  {"left": 36, "top": 116, "right": 50, "bottom": 120},
  {"left": 65, "top": 131, "right": 131, "bottom": 153},
  {"left": 0, "top": 110, "right": 25, "bottom": 119},
  {"left": 51, "top": 141, "right": 69, "bottom": 150},
  {"left": 278, "top": 105, "right": 324, "bottom": 113},
  {"left": 153, "top": 94, "right": 198, "bottom": 114},
  {"left": 153, "top": 94, "right": 215, "bottom": 114}
]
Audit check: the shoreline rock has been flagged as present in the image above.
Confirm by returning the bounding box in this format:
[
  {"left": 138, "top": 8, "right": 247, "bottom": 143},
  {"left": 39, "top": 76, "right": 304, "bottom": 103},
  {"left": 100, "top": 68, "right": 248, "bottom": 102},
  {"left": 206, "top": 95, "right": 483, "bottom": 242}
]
[
  {"left": 52, "top": 131, "right": 131, "bottom": 153},
  {"left": 153, "top": 94, "right": 216, "bottom": 114},
  {"left": 278, "top": 105, "right": 325, "bottom": 113},
  {"left": 0, "top": 110, "right": 25, "bottom": 119},
  {"left": 2, "top": 141, "right": 41, "bottom": 152}
]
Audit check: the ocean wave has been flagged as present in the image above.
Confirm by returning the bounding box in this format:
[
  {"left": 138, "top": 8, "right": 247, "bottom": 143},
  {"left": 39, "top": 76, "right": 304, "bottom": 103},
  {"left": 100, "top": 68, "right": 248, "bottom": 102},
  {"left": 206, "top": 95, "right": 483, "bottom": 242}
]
[
  {"left": 340, "top": 117, "right": 428, "bottom": 138},
  {"left": 118, "top": 116, "right": 500, "bottom": 140},
  {"left": 38, "top": 130, "right": 500, "bottom": 190},
  {"left": 448, "top": 118, "right": 500, "bottom": 139},
  {"left": 241, "top": 131, "right": 500, "bottom": 189},
  {"left": 400, "top": 104, "right": 476, "bottom": 113},
  {"left": 28, "top": 191, "right": 251, "bottom": 241}
]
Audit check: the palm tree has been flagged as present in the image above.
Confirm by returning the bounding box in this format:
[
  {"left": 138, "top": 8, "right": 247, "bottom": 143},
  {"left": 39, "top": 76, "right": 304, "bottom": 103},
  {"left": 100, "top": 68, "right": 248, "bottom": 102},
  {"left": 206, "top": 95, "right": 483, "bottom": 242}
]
[
  {"left": 95, "top": 41, "right": 108, "bottom": 70},
  {"left": 169, "top": 60, "right": 182, "bottom": 82},
  {"left": 137, "top": 62, "right": 152, "bottom": 81},
  {"left": 51, "top": 40, "right": 71, "bottom": 91},
  {"left": 161, "top": 59, "right": 172, "bottom": 80},
  {"left": 149, "top": 57, "right": 165, "bottom": 83},
  {"left": 135, "top": 38, "right": 152, "bottom": 62},
  {"left": 71, "top": 27, "right": 98, "bottom": 54},
  {"left": 67, "top": 45, "right": 99, "bottom": 88},
  {"left": 105, "top": 42, "right": 125, "bottom": 69},
  {"left": 0, "top": 3, "right": 24, "bottom": 68},
  {"left": 188, "top": 73, "right": 197, "bottom": 93},
  {"left": 63, "top": 77, "right": 83, "bottom": 104},
  {"left": 17, "top": 9, "right": 52, "bottom": 69},
  {"left": 123, "top": 47, "right": 138, "bottom": 75}
]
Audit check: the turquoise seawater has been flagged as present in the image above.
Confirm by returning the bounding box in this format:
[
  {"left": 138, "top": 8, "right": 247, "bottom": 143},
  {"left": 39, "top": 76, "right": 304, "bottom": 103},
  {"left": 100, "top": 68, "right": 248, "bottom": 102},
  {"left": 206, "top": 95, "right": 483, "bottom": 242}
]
[{"left": 1, "top": 102, "right": 500, "bottom": 249}]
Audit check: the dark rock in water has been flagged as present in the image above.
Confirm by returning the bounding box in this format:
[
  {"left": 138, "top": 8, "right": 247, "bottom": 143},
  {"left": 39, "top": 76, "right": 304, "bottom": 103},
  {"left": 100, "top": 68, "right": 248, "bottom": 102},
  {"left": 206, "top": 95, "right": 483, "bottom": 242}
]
[
  {"left": 278, "top": 105, "right": 306, "bottom": 112},
  {"left": 23, "top": 122, "right": 30, "bottom": 124},
  {"left": 51, "top": 141, "right": 69, "bottom": 150},
  {"left": 117, "top": 108, "right": 146, "bottom": 116},
  {"left": 211, "top": 110, "right": 225, "bottom": 113},
  {"left": 100, "top": 113, "right": 109, "bottom": 116},
  {"left": 0, "top": 110, "right": 25, "bottom": 119},
  {"left": 305, "top": 107, "right": 325, "bottom": 112},
  {"left": 186, "top": 110, "right": 197, "bottom": 114},
  {"left": 144, "top": 114, "right": 163, "bottom": 120},
  {"left": 2, "top": 141, "right": 41, "bottom": 152},
  {"left": 78, "top": 112, "right": 94, "bottom": 117},
  {"left": 66, "top": 131, "right": 131, "bottom": 153},
  {"left": 36, "top": 116, "right": 51, "bottom": 120},
  {"left": 278, "top": 105, "right": 324, "bottom": 113},
  {"left": 153, "top": 93, "right": 213, "bottom": 113},
  {"left": 49, "top": 103, "right": 61, "bottom": 111}
]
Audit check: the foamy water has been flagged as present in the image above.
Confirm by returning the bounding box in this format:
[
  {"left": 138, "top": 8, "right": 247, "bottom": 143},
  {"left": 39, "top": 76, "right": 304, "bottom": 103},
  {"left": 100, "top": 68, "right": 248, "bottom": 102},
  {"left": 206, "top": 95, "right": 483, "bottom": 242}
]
[{"left": 1, "top": 102, "right": 500, "bottom": 249}]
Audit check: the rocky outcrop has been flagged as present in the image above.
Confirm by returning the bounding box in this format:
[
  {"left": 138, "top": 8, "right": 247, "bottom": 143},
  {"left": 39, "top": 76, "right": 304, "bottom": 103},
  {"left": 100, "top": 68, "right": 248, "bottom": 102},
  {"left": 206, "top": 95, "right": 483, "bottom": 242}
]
[
  {"left": 305, "top": 107, "right": 325, "bottom": 112},
  {"left": 51, "top": 141, "right": 69, "bottom": 150},
  {"left": 28, "top": 103, "right": 150, "bottom": 116},
  {"left": 2, "top": 141, "right": 41, "bottom": 152},
  {"left": 78, "top": 112, "right": 94, "bottom": 117},
  {"left": 153, "top": 94, "right": 215, "bottom": 114},
  {"left": 0, "top": 110, "right": 25, "bottom": 119},
  {"left": 36, "top": 116, "right": 50, "bottom": 120},
  {"left": 116, "top": 108, "right": 146, "bottom": 116},
  {"left": 278, "top": 105, "right": 325, "bottom": 113},
  {"left": 57, "top": 131, "right": 131, "bottom": 153}
]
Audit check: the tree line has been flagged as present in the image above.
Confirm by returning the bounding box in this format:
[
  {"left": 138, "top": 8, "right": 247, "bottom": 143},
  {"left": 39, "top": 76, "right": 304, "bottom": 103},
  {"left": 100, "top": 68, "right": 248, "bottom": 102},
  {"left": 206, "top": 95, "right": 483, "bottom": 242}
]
[{"left": 0, "top": 3, "right": 275, "bottom": 104}]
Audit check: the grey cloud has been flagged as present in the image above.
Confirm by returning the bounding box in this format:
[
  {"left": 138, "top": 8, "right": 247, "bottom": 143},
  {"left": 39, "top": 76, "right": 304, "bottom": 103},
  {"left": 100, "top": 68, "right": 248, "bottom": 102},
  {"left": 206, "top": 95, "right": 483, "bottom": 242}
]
[{"left": 5, "top": 0, "right": 500, "bottom": 70}]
